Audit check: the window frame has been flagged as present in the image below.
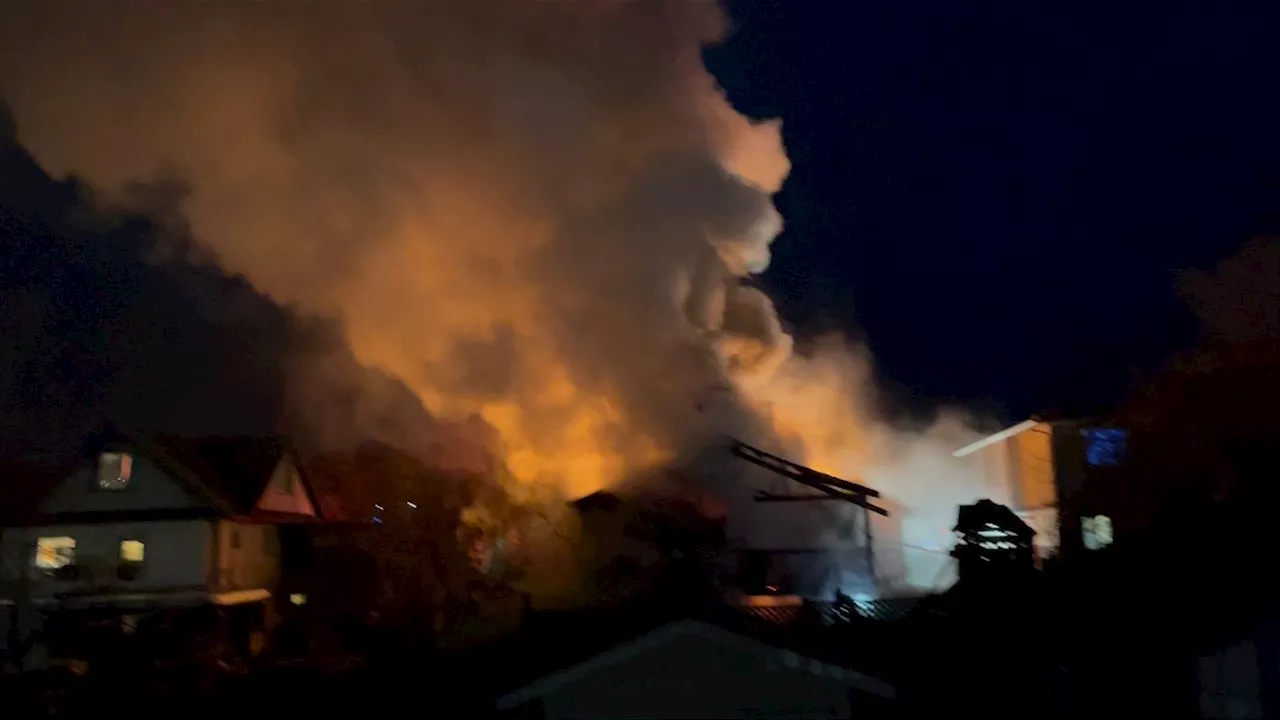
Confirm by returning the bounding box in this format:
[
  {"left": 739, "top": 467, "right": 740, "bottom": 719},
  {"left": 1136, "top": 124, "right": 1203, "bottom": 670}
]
[{"left": 94, "top": 451, "right": 136, "bottom": 492}]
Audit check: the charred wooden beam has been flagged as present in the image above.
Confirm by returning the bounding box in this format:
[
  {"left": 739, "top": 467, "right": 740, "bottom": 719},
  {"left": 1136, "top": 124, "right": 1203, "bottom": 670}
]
[
  {"left": 753, "top": 491, "right": 889, "bottom": 516},
  {"left": 730, "top": 441, "right": 881, "bottom": 499},
  {"left": 733, "top": 440, "right": 888, "bottom": 516},
  {"left": 753, "top": 491, "right": 840, "bottom": 502}
]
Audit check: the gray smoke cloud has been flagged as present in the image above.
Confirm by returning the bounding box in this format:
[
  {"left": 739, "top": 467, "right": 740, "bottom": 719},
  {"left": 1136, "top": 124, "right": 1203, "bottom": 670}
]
[{"left": 0, "top": 0, "right": 791, "bottom": 497}]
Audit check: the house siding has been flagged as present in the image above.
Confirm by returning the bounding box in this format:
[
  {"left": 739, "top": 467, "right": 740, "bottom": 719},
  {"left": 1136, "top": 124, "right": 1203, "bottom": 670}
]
[
  {"left": 255, "top": 459, "right": 316, "bottom": 516},
  {"left": 40, "top": 453, "right": 208, "bottom": 515},
  {"left": 968, "top": 422, "right": 1057, "bottom": 512},
  {"left": 966, "top": 421, "right": 1064, "bottom": 558},
  {"left": 213, "top": 521, "right": 278, "bottom": 593},
  {"left": 0, "top": 519, "right": 213, "bottom": 599}
]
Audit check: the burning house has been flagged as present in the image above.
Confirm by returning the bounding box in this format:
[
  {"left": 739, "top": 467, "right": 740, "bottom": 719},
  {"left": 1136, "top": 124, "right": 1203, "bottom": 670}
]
[
  {"left": 725, "top": 440, "right": 888, "bottom": 606},
  {"left": 559, "top": 438, "right": 901, "bottom": 621}
]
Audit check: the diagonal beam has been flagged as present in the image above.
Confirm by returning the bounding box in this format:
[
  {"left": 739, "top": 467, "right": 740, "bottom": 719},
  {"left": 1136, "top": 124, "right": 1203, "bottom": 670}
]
[
  {"left": 733, "top": 441, "right": 889, "bottom": 516},
  {"left": 753, "top": 491, "right": 837, "bottom": 502},
  {"left": 730, "top": 441, "right": 881, "bottom": 499}
]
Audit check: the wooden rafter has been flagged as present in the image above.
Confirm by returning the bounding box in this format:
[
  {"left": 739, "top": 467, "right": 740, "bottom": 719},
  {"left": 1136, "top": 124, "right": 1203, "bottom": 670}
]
[{"left": 730, "top": 440, "right": 888, "bottom": 517}]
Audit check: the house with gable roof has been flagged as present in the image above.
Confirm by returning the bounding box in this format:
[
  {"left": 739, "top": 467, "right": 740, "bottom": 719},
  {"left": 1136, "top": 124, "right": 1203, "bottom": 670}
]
[{"left": 0, "top": 433, "right": 321, "bottom": 613}]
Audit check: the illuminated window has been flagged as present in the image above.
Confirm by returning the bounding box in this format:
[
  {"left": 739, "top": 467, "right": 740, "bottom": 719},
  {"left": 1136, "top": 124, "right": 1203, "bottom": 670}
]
[
  {"left": 120, "top": 540, "right": 145, "bottom": 563},
  {"left": 117, "top": 539, "right": 145, "bottom": 580},
  {"left": 97, "top": 452, "right": 133, "bottom": 490},
  {"left": 35, "top": 537, "right": 76, "bottom": 570},
  {"left": 1082, "top": 515, "right": 1113, "bottom": 550}
]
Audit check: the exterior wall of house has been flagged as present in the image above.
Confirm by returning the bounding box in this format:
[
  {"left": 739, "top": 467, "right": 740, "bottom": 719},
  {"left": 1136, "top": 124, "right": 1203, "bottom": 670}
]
[
  {"left": 966, "top": 421, "right": 1062, "bottom": 557},
  {"left": 536, "top": 631, "right": 868, "bottom": 719},
  {"left": 969, "top": 422, "right": 1057, "bottom": 512},
  {"left": 0, "top": 520, "right": 214, "bottom": 600},
  {"left": 212, "top": 520, "right": 279, "bottom": 593},
  {"left": 39, "top": 452, "right": 206, "bottom": 515}
]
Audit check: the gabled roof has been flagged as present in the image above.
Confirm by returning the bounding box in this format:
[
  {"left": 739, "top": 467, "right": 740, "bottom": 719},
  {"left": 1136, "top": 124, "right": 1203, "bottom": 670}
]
[
  {"left": 150, "top": 435, "right": 295, "bottom": 516},
  {"left": 85, "top": 433, "right": 322, "bottom": 521},
  {"left": 495, "top": 617, "right": 895, "bottom": 710}
]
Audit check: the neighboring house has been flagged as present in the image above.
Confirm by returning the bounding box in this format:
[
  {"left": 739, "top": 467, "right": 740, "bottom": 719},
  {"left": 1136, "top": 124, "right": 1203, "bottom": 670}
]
[
  {"left": 489, "top": 607, "right": 896, "bottom": 720},
  {"left": 954, "top": 416, "right": 1128, "bottom": 558},
  {"left": 0, "top": 434, "right": 321, "bottom": 614}
]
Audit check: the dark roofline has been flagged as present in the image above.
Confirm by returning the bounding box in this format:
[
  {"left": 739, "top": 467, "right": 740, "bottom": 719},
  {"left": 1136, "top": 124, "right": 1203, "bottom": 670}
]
[
  {"left": 494, "top": 616, "right": 895, "bottom": 710},
  {"left": 204, "top": 435, "right": 326, "bottom": 521},
  {"left": 79, "top": 433, "right": 325, "bottom": 521},
  {"left": 252, "top": 435, "right": 326, "bottom": 522},
  {"left": 473, "top": 599, "right": 897, "bottom": 709},
  {"left": 22, "top": 507, "right": 221, "bottom": 526},
  {"left": 86, "top": 434, "right": 237, "bottom": 516}
]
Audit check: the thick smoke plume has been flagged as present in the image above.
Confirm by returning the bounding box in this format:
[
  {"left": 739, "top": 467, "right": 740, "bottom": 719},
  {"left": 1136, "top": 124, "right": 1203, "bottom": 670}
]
[
  {"left": 0, "top": 116, "right": 482, "bottom": 515},
  {"left": 2, "top": 1, "right": 993, "bottom": 594}
]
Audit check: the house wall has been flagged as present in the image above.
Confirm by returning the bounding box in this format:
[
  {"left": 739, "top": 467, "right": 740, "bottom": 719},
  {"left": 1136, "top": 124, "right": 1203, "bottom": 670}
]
[
  {"left": 0, "top": 520, "right": 213, "bottom": 599},
  {"left": 1011, "top": 425, "right": 1058, "bottom": 509},
  {"left": 538, "top": 631, "right": 865, "bottom": 720},
  {"left": 39, "top": 453, "right": 206, "bottom": 514},
  {"left": 255, "top": 459, "right": 316, "bottom": 516},
  {"left": 212, "top": 520, "right": 279, "bottom": 593},
  {"left": 966, "top": 421, "right": 1062, "bottom": 557},
  {"left": 969, "top": 422, "right": 1057, "bottom": 512}
]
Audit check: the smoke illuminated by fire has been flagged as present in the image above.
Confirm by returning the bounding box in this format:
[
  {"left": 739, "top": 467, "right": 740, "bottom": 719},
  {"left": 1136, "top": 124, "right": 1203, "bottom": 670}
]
[{"left": 1, "top": 1, "right": 992, "bottom": 593}]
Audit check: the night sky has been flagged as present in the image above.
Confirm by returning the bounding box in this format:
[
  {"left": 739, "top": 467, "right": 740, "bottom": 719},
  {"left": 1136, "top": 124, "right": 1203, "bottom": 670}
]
[{"left": 711, "top": 0, "right": 1280, "bottom": 420}]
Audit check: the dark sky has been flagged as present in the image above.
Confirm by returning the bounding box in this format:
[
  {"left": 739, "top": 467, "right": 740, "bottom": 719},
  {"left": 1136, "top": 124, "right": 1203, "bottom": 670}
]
[
  {"left": 710, "top": 0, "right": 1280, "bottom": 419},
  {"left": 0, "top": 119, "right": 442, "bottom": 469}
]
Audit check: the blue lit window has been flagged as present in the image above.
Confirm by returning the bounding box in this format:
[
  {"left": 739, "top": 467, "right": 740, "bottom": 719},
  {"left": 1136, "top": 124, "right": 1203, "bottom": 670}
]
[{"left": 1081, "top": 428, "right": 1127, "bottom": 467}]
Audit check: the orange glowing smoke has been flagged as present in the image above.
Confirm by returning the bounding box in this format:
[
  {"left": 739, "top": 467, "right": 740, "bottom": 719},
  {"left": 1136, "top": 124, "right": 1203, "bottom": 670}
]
[
  {"left": 731, "top": 338, "right": 878, "bottom": 478},
  {"left": 0, "top": 3, "right": 995, "bottom": 596},
  {"left": 0, "top": 1, "right": 797, "bottom": 504}
]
